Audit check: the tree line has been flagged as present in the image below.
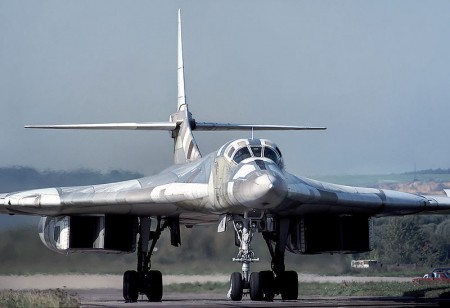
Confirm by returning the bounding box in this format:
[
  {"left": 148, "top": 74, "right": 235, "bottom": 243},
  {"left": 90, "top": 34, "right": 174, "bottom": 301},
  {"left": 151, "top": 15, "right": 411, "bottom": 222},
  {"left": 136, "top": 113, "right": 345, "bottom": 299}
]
[{"left": 361, "top": 215, "right": 450, "bottom": 267}]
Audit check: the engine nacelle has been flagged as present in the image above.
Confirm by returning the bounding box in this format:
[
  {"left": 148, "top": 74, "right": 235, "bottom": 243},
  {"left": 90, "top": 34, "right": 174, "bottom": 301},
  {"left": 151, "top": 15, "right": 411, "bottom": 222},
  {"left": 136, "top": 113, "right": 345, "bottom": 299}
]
[
  {"left": 287, "top": 215, "right": 373, "bottom": 254},
  {"left": 38, "top": 215, "right": 137, "bottom": 254}
]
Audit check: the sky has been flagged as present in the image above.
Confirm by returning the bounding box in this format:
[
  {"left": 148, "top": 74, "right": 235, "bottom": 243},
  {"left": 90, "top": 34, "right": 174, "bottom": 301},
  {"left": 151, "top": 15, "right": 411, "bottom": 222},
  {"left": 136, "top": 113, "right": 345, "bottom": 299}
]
[{"left": 1, "top": 0, "right": 450, "bottom": 177}]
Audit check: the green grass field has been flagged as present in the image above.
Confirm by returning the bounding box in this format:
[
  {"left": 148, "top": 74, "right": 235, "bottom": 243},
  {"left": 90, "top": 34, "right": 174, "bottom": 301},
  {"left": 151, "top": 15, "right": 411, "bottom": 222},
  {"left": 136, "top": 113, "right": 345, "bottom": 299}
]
[{"left": 0, "top": 289, "right": 79, "bottom": 308}]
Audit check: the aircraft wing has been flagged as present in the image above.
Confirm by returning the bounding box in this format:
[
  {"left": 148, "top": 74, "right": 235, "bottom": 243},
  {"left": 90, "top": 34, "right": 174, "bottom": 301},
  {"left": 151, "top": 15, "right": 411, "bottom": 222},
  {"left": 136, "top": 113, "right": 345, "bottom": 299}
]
[
  {"left": 279, "top": 174, "right": 450, "bottom": 216},
  {"left": 0, "top": 167, "right": 220, "bottom": 226},
  {"left": 0, "top": 180, "right": 203, "bottom": 215}
]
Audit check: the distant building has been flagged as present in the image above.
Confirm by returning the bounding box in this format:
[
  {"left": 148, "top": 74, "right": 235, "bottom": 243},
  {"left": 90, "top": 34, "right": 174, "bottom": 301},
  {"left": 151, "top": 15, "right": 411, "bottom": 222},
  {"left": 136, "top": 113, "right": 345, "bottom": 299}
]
[{"left": 351, "top": 259, "right": 378, "bottom": 269}]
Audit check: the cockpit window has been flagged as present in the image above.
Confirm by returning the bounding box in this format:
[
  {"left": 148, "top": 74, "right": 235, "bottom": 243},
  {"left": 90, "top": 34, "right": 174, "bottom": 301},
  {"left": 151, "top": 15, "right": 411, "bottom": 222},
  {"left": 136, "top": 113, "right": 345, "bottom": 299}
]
[
  {"left": 233, "top": 147, "right": 251, "bottom": 163},
  {"left": 229, "top": 142, "right": 283, "bottom": 167},
  {"left": 275, "top": 146, "right": 282, "bottom": 158},
  {"left": 263, "top": 147, "right": 279, "bottom": 163},
  {"left": 227, "top": 147, "right": 235, "bottom": 158},
  {"left": 250, "top": 146, "right": 262, "bottom": 157}
]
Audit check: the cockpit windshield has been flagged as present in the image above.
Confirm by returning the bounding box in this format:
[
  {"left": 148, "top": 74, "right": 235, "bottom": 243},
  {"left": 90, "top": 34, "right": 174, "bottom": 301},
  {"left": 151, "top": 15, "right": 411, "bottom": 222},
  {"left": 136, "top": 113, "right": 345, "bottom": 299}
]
[
  {"left": 233, "top": 147, "right": 252, "bottom": 164},
  {"left": 228, "top": 142, "right": 283, "bottom": 167},
  {"left": 263, "top": 147, "right": 278, "bottom": 162},
  {"left": 250, "top": 146, "right": 262, "bottom": 157}
]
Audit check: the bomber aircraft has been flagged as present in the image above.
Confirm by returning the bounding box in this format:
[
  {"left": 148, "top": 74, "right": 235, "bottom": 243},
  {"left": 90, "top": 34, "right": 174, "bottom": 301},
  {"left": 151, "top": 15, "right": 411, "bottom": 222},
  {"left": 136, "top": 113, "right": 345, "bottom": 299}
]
[{"left": 2, "top": 10, "right": 450, "bottom": 302}]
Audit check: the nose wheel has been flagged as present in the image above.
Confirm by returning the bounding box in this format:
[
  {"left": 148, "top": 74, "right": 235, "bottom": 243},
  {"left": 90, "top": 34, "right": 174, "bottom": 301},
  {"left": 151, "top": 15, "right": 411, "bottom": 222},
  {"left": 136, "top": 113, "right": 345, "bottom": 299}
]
[
  {"left": 228, "top": 269, "right": 276, "bottom": 301},
  {"left": 228, "top": 272, "right": 244, "bottom": 301},
  {"left": 227, "top": 216, "right": 298, "bottom": 301}
]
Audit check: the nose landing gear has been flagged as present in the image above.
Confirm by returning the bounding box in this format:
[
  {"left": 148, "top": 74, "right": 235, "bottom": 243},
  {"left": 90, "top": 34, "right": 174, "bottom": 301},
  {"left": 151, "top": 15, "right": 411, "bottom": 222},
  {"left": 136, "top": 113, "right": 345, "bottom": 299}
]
[
  {"left": 227, "top": 216, "right": 298, "bottom": 301},
  {"left": 227, "top": 217, "right": 261, "bottom": 301}
]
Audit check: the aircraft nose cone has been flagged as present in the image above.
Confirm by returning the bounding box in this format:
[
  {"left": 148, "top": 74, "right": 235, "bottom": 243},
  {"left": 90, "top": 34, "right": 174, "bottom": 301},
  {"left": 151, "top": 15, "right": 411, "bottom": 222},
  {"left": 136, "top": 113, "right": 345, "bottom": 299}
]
[
  {"left": 233, "top": 172, "right": 287, "bottom": 209},
  {"left": 255, "top": 174, "right": 277, "bottom": 192}
]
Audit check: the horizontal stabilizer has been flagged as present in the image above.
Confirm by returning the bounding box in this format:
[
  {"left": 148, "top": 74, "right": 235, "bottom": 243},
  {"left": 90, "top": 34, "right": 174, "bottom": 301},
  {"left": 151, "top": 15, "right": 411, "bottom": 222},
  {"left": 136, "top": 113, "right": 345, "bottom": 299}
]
[
  {"left": 25, "top": 122, "right": 177, "bottom": 130},
  {"left": 194, "top": 122, "right": 326, "bottom": 131}
]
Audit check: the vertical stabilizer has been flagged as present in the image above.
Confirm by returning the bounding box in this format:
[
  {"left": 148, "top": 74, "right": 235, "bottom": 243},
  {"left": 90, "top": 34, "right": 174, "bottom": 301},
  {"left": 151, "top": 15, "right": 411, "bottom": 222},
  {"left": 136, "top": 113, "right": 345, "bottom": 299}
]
[
  {"left": 177, "top": 9, "right": 186, "bottom": 111},
  {"left": 171, "top": 9, "right": 201, "bottom": 164}
]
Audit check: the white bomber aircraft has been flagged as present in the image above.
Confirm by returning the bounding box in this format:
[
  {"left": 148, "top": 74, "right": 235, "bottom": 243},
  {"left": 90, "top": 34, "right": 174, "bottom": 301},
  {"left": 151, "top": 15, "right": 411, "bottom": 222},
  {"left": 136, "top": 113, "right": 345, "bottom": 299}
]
[{"left": 2, "top": 10, "right": 450, "bottom": 302}]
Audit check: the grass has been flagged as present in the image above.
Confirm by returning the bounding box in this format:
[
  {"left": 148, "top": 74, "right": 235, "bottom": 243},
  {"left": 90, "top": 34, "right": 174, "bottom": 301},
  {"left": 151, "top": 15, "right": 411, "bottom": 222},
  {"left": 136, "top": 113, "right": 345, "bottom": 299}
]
[
  {"left": 340, "top": 266, "right": 434, "bottom": 278},
  {"left": 0, "top": 289, "right": 79, "bottom": 308}
]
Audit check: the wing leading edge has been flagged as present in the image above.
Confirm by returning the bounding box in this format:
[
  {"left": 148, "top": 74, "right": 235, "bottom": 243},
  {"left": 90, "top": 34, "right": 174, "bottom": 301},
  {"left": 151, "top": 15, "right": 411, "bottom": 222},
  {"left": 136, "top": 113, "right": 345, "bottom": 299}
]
[{"left": 282, "top": 175, "right": 450, "bottom": 216}]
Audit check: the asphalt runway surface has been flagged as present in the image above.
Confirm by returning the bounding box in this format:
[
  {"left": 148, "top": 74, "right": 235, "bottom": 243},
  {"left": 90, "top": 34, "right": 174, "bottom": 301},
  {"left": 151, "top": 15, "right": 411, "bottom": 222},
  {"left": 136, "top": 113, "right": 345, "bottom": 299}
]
[
  {"left": 73, "top": 289, "right": 448, "bottom": 307},
  {"left": 1, "top": 275, "right": 449, "bottom": 307}
]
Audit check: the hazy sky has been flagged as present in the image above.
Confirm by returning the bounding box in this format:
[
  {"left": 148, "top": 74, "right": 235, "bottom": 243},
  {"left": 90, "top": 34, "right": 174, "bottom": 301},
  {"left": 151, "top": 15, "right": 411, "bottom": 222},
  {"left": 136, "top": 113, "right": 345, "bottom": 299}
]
[{"left": 1, "top": 1, "right": 450, "bottom": 177}]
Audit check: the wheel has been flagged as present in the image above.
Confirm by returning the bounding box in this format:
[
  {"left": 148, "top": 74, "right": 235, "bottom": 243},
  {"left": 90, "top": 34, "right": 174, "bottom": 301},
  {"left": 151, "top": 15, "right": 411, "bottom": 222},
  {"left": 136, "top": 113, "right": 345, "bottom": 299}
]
[
  {"left": 249, "top": 272, "right": 263, "bottom": 301},
  {"left": 280, "top": 270, "right": 298, "bottom": 300},
  {"left": 228, "top": 272, "right": 243, "bottom": 301},
  {"left": 145, "top": 270, "right": 163, "bottom": 302},
  {"left": 123, "top": 270, "right": 139, "bottom": 302},
  {"left": 259, "top": 270, "right": 275, "bottom": 301}
]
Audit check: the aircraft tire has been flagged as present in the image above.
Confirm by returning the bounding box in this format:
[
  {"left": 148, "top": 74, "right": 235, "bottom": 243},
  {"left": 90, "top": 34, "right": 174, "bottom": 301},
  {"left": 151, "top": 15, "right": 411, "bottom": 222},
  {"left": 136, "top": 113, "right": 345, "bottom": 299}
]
[
  {"left": 123, "top": 270, "right": 139, "bottom": 302},
  {"left": 249, "top": 271, "right": 264, "bottom": 301},
  {"left": 145, "top": 270, "right": 163, "bottom": 302},
  {"left": 280, "top": 270, "right": 298, "bottom": 300},
  {"left": 259, "top": 270, "right": 275, "bottom": 301},
  {"left": 229, "top": 272, "right": 243, "bottom": 301}
]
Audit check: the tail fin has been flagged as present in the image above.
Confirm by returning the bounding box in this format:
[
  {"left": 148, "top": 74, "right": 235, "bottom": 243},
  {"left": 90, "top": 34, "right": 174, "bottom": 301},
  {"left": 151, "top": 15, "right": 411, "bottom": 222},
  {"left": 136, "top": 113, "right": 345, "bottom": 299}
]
[
  {"left": 170, "top": 9, "right": 202, "bottom": 164},
  {"left": 177, "top": 8, "right": 186, "bottom": 112},
  {"left": 25, "top": 10, "right": 325, "bottom": 166}
]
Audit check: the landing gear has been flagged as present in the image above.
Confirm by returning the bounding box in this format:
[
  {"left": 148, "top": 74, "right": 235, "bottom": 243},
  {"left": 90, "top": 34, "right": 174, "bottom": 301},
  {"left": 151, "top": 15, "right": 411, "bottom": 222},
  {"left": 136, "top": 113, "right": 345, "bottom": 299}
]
[
  {"left": 229, "top": 272, "right": 243, "bottom": 301},
  {"left": 227, "top": 216, "right": 298, "bottom": 302},
  {"left": 260, "top": 270, "right": 275, "bottom": 301},
  {"left": 123, "top": 216, "right": 171, "bottom": 302},
  {"left": 144, "top": 270, "right": 163, "bottom": 302},
  {"left": 227, "top": 217, "right": 259, "bottom": 301},
  {"left": 249, "top": 271, "right": 263, "bottom": 300},
  {"left": 265, "top": 217, "right": 298, "bottom": 300},
  {"left": 278, "top": 270, "right": 298, "bottom": 300},
  {"left": 123, "top": 270, "right": 138, "bottom": 302}
]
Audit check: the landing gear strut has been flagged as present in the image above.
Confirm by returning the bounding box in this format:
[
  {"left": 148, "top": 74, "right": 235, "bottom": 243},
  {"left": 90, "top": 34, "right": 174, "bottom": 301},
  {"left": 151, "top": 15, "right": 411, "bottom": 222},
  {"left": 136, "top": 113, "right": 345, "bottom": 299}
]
[
  {"left": 227, "top": 216, "right": 298, "bottom": 301},
  {"left": 227, "top": 217, "right": 260, "bottom": 301},
  {"left": 123, "top": 216, "right": 165, "bottom": 302},
  {"left": 264, "top": 217, "right": 298, "bottom": 300}
]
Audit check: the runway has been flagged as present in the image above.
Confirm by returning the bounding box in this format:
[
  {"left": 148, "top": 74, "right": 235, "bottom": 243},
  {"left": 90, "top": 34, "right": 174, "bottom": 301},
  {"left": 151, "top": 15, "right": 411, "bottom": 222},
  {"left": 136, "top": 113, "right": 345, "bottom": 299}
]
[
  {"left": 1, "top": 275, "right": 448, "bottom": 307},
  {"left": 73, "top": 289, "right": 447, "bottom": 307}
]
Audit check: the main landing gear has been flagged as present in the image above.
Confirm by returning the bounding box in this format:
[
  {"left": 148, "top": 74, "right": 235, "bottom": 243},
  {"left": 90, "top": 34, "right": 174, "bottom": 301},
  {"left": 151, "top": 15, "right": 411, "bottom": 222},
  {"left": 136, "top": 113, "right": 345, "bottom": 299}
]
[
  {"left": 122, "top": 216, "right": 180, "bottom": 302},
  {"left": 227, "top": 216, "right": 298, "bottom": 301}
]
